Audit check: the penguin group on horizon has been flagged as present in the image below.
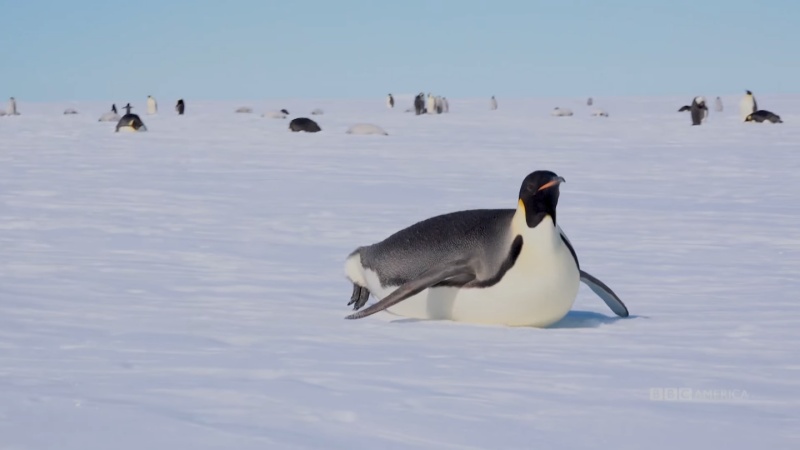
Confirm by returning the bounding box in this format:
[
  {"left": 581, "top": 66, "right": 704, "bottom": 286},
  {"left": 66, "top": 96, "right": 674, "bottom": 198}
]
[
  {"left": 412, "top": 92, "right": 449, "bottom": 115},
  {"left": 678, "top": 90, "right": 783, "bottom": 125}
]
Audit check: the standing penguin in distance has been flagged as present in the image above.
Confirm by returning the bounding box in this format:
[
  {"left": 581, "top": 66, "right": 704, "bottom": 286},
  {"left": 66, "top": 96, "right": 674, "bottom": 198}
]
[
  {"left": 490, "top": 95, "right": 498, "bottom": 110},
  {"left": 343, "top": 170, "right": 629, "bottom": 327},
  {"left": 739, "top": 90, "right": 757, "bottom": 121},
  {"left": 714, "top": 96, "right": 723, "bottom": 112},
  {"left": 7, "top": 97, "right": 19, "bottom": 115},
  {"left": 414, "top": 93, "right": 425, "bottom": 115},
  {"left": 146, "top": 95, "right": 158, "bottom": 114},
  {"left": 690, "top": 96, "right": 708, "bottom": 126},
  {"left": 175, "top": 99, "right": 185, "bottom": 115},
  {"left": 387, "top": 94, "right": 394, "bottom": 109},
  {"left": 115, "top": 103, "right": 148, "bottom": 132}
]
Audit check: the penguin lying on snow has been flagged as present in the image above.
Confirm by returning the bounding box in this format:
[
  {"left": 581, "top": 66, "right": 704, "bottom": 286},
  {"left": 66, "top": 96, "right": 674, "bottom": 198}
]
[
  {"left": 115, "top": 103, "right": 147, "bottom": 132},
  {"left": 745, "top": 110, "right": 783, "bottom": 123},
  {"left": 344, "top": 170, "right": 629, "bottom": 327},
  {"left": 289, "top": 117, "right": 321, "bottom": 132}
]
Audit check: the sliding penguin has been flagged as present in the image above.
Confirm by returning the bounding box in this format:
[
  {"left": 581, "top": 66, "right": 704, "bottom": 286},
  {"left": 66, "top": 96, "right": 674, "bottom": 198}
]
[
  {"left": 175, "top": 99, "right": 185, "bottom": 115},
  {"left": 343, "top": 170, "right": 629, "bottom": 327},
  {"left": 115, "top": 103, "right": 148, "bottom": 132},
  {"left": 745, "top": 110, "right": 783, "bottom": 123}
]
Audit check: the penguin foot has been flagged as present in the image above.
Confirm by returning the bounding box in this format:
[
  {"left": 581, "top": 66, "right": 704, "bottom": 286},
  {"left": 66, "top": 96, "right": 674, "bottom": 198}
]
[{"left": 347, "top": 284, "right": 371, "bottom": 310}]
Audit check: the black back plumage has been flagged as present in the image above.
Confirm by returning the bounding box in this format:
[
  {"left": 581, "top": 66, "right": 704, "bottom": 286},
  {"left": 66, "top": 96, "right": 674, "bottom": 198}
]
[{"left": 354, "top": 209, "right": 515, "bottom": 288}]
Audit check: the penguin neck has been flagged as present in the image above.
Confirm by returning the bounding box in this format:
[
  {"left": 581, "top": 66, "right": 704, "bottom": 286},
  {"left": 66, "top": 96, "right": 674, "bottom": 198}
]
[{"left": 511, "top": 203, "right": 560, "bottom": 249}]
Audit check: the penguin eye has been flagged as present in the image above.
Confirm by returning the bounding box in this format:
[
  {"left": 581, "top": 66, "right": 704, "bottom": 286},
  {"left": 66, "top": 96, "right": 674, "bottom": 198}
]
[{"left": 526, "top": 182, "right": 537, "bottom": 191}]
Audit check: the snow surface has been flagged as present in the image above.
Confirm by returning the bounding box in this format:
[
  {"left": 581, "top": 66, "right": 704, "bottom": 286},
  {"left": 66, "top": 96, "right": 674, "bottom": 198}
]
[{"left": 1, "top": 96, "right": 799, "bottom": 449}]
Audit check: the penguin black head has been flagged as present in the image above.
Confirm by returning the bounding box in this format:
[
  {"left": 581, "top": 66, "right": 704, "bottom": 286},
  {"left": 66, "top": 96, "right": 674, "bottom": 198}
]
[
  {"left": 745, "top": 114, "right": 754, "bottom": 122},
  {"left": 746, "top": 90, "right": 753, "bottom": 95},
  {"left": 518, "top": 170, "right": 565, "bottom": 227}
]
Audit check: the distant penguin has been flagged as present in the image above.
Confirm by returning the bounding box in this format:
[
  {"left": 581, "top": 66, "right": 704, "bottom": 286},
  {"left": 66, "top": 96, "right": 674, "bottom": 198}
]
[
  {"left": 426, "top": 94, "right": 436, "bottom": 115},
  {"left": 745, "top": 110, "right": 783, "bottom": 124},
  {"left": 146, "top": 95, "right": 157, "bottom": 115},
  {"left": 235, "top": 107, "right": 253, "bottom": 113},
  {"left": 289, "top": 117, "right": 321, "bottom": 133},
  {"left": 551, "top": 107, "right": 573, "bottom": 117},
  {"left": 690, "top": 96, "right": 708, "bottom": 126},
  {"left": 115, "top": 103, "right": 147, "bottom": 132},
  {"left": 678, "top": 105, "right": 691, "bottom": 112},
  {"left": 175, "top": 99, "right": 185, "bottom": 115},
  {"left": 591, "top": 109, "right": 609, "bottom": 117},
  {"left": 387, "top": 94, "right": 394, "bottom": 109},
  {"left": 442, "top": 97, "right": 449, "bottom": 113},
  {"left": 311, "top": 108, "right": 324, "bottom": 115},
  {"left": 99, "top": 104, "right": 120, "bottom": 122},
  {"left": 587, "top": 97, "right": 593, "bottom": 106},
  {"left": 739, "top": 90, "right": 757, "bottom": 121},
  {"left": 490, "top": 96, "right": 498, "bottom": 110},
  {"left": 714, "top": 96, "right": 723, "bottom": 112},
  {"left": 63, "top": 108, "right": 78, "bottom": 115},
  {"left": 414, "top": 93, "right": 424, "bottom": 115},
  {"left": 346, "top": 123, "right": 389, "bottom": 136},
  {"left": 264, "top": 111, "right": 287, "bottom": 119},
  {"left": 7, "top": 97, "right": 19, "bottom": 115}
]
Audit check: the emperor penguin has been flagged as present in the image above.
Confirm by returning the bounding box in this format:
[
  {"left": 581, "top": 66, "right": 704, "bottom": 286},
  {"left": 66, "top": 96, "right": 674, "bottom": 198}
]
[
  {"left": 414, "top": 93, "right": 424, "bottom": 115},
  {"left": 426, "top": 93, "right": 436, "bottom": 115},
  {"left": 175, "top": 99, "right": 185, "bottom": 115},
  {"left": 99, "top": 104, "right": 120, "bottom": 122},
  {"left": 745, "top": 110, "right": 783, "bottom": 124},
  {"left": 343, "top": 170, "right": 629, "bottom": 326},
  {"left": 690, "top": 96, "right": 708, "bottom": 126},
  {"left": 739, "top": 90, "right": 757, "bottom": 121},
  {"left": 115, "top": 103, "right": 148, "bottom": 132},
  {"left": 7, "top": 97, "right": 19, "bottom": 115},
  {"left": 387, "top": 94, "right": 394, "bottom": 109},
  {"left": 714, "top": 96, "right": 723, "bottom": 112},
  {"left": 146, "top": 95, "right": 157, "bottom": 115},
  {"left": 587, "top": 97, "right": 593, "bottom": 106},
  {"left": 490, "top": 95, "right": 498, "bottom": 110},
  {"left": 442, "top": 97, "right": 449, "bottom": 113}
]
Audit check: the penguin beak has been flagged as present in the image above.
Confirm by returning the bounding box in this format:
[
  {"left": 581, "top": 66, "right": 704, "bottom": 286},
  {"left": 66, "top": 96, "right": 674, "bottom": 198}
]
[{"left": 537, "top": 176, "right": 566, "bottom": 192}]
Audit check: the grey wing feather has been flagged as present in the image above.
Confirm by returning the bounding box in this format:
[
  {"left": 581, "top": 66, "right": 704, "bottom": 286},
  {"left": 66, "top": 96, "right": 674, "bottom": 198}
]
[
  {"left": 580, "top": 270, "right": 629, "bottom": 317},
  {"left": 345, "top": 261, "right": 476, "bottom": 320}
]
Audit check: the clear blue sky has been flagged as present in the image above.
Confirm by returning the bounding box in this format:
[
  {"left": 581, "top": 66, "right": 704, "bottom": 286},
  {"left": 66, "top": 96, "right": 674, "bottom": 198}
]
[{"left": 0, "top": 0, "right": 797, "bottom": 101}]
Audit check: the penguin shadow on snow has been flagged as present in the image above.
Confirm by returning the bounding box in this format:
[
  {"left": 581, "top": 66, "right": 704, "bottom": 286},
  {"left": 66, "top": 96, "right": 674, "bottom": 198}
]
[{"left": 387, "top": 310, "right": 643, "bottom": 328}]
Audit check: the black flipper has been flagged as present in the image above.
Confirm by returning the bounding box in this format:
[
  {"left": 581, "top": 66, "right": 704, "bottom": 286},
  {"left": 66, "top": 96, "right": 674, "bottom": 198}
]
[
  {"left": 580, "top": 270, "right": 629, "bottom": 317},
  {"left": 345, "top": 261, "right": 475, "bottom": 320}
]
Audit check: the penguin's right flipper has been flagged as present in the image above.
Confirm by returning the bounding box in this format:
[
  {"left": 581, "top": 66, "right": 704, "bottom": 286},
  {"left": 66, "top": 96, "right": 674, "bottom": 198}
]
[
  {"left": 345, "top": 261, "right": 476, "bottom": 320},
  {"left": 580, "top": 270, "right": 629, "bottom": 317}
]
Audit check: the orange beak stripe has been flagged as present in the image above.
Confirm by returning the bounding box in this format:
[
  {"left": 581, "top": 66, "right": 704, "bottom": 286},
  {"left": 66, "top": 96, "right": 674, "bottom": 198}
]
[{"left": 537, "top": 179, "right": 560, "bottom": 192}]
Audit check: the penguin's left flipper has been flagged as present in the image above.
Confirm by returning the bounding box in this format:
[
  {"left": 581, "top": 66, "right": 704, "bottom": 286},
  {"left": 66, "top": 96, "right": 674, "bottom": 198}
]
[
  {"left": 580, "top": 270, "right": 629, "bottom": 317},
  {"left": 345, "top": 261, "right": 476, "bottom": 320}
]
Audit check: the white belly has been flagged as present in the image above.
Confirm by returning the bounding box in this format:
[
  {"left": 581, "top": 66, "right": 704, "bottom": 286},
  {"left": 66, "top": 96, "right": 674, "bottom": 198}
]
[{"left": 361, "top": 218, "right": 580, "bottom": 327}]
